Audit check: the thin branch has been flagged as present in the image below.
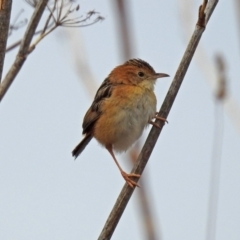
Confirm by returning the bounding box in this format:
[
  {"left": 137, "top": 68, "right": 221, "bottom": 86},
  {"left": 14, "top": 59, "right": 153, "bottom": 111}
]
[
  {"left": 25, "top": 0, "right": 39, "bottom": 8},
  {"left": 137, "top": 178, "right": 160, "bottom": 240},
  {"left": 205, "top": 104, "right": 224, "bottom": 240},
  {"left": 58, "top": 0, "right": 64, "bottom": 23},
  {"left": 6, "top": 1, "right": 103, "bottom": 53},
  {"left": 0, "top": 0, "right": 48, "bottom": 102},
  {"left": 46, "top": 1, "right": 57, "bottom": 24},
  {"left": 65, "top": 29, "right": 98, "bottom": 97},
  {"left": 5, "top": 40, "right": 21, "bottom": 52},
  {"left": 205, "top": 54, "right": 226, "bottom": 240},
  {"left": 115, "top": 0, "right": 133, "bottom": 60},
  {"left": 8, "top": 9, "right": 27, "bottom": 36},
  {"left": 27, "top": 6, "right": 103, "bottom": 52},
  {"left": 179, "top": 0, "right": 240, "bottom": 134},
  {"left": 235, "top": 0, "right": 240, "bottom": 54},
  {"left": 129, "top": 145, "right": 161, "bottom": 240},
  {"left": 215, "top": 54, "right": 227, "bottom": 100},
  {"left": 0, "top": 0, "right": 12, "bottom": 82},
  {"left": 27, "top": 24, "right": 57, "bottom": 53},
  {"left": 98, "top": 0, "right": 219, "bottom": 239},
  {"left": 6, "top": 23, "right": 55, "bottom": 53},
  {"left": 42, "top": 0, "right": 57, "bottom": 34},
  {"left": 1, "top": 0, "right": 103, "bottom": 100}
]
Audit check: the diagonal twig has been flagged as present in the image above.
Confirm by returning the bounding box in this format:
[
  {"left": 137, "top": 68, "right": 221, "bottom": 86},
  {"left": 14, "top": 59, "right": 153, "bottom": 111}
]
[
  {"left": 5, "top": 24, "right": 55, "bottom": 53},
  {"left": 114, "top": 1, "right": 160, "bottom": 237},
  {"left": 179, "top": 0, "right": 240, "bottom": 134},
  {"left": 0, "top": 0, "right": 48, "bottom": 102},
  {"left": 98, "top": 0, "right": 219, "bottom": 239},
  {"left": 0, "top": 0, "right": 12, "bottom": 82},
  {"left": 115, "top": 1, "right": 160, "bottom": 238},
  {"left": 65, "top": 28, "right": 98, "bottom": 97}
]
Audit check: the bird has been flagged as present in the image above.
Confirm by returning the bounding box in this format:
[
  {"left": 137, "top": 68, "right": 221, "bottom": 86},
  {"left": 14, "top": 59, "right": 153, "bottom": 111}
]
[{"left": 72, "top": 59, "right": 169, "bottom": 187}]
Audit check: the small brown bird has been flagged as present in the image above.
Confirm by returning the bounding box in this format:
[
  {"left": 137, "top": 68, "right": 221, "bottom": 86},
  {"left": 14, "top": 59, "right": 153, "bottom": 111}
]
[{"left": 72, "top": 59, "right": 169, "bottom": 187}]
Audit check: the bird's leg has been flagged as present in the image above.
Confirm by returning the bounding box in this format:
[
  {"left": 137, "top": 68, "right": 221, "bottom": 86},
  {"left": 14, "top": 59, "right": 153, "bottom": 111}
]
[{"left": 105, "top": 144, "right": 140, "bottom": 188}]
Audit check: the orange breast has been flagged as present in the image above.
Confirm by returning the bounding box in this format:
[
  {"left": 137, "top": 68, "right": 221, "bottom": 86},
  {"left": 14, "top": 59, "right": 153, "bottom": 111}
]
[{"left": 93, "top": 85, "right": 156, "bottom": 152}]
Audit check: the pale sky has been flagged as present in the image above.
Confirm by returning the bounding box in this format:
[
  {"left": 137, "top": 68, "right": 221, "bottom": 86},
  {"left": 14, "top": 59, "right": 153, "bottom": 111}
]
[{"left": 1, "top": 1, "right": 240, "bottom": 240}]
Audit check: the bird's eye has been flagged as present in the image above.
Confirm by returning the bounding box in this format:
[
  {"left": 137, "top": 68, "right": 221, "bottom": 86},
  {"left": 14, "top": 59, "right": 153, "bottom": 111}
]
[{"left": 138, "top": 72, "right": 145, "bottom": 78}]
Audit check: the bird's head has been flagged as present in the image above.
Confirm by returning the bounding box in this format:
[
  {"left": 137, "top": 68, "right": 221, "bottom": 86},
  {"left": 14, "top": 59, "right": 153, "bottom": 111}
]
[{"left": 109, "top": 59, "right": 169, "bottom": 90}]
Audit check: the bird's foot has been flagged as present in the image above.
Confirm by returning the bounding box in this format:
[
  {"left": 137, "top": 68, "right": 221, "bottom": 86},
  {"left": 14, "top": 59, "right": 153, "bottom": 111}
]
[
  {"left": 149, "top": 120, "right": 161, "bottom": 128},
  {"left": 154, "top": 112, "right": 168, "bottom": 124},
  {"left": 121, "top": 171, "right": 141, "bottom": 188}
]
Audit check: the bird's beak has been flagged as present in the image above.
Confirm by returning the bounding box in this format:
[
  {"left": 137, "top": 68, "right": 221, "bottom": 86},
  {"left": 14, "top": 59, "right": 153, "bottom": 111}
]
[{"left": 154, "top": 73, "right": 169, "bottom": 79}]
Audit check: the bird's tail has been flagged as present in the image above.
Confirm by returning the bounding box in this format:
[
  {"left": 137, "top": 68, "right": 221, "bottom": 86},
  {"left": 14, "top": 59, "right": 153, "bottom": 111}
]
[{"left": 72, "top": 134, "right": 93, "bottom": 158}]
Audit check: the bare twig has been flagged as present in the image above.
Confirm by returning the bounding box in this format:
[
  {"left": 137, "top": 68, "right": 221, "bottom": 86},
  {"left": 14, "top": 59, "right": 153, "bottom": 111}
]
[
  {"left": 205, "top": 104, "right": 224, "bottom": 240},
  {"left": 98, "top": 1, "right": 219, "bottom": 239},
  {"left": 197, "top": 0, "right": 208, "bottom": 27},
  {"left": 0, "top": 0, "right": 12, "bottom": 82},
  {"left": 42, "top": 0, "right": 57, "bottom": 34},
  {"left": 137, "top": 178, "right": 160, "bottom": 240},
  {"left": 0, "top": 0, "right": 48, "bottom": 101},
  {"left": 215, "top": 55, "right": 227, "bottom": 100},
  {"left": 65, "top": 29, "right": 98, "bottom": 97},
  {"left": 179, "top": 0, "right": 240, "bottom": 134},
  {"left": 0, "top": 0, "right": 103, "bottom": 100},
  {"left": 6, "top": 1, "right": 103, "bottom": 53},
  {"left": 235, "top": 0, "right": 240, "bottom": 53},
  {"left": 115, "top": 0, "right": 134, "bottom": 59},
  {"left": 27, "top": 3, "right": 103, "bottom": 53},
  {"left": 129, "top": 145, "right": 161, "bottom": 240},
  {"left": 6, "top": 23, "right": 54, "bottom": 53},
  {"left": 8, "top": 9, "right": 27, "bottom": 36},
  {"left": 5, "top": 40, "right": 21, "bottom": 52},
  {"left": 25, "top": 0, "right": 39, "bottom": 8},
  {"left": 205, "top": 54, "right": 226, "bottom": 240}
]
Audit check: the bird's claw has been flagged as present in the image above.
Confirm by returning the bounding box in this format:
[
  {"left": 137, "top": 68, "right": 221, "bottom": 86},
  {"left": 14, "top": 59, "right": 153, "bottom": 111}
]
[
  {"left": 149, "top": 114, "right": 168, "bottom": 128},
  {"left": 121, "top": 171, "right": 141, "bottom": 188},
  {"left": 155, "top": 112, "right": 168, "bottom": 124},
  {"left": 149, "top": 120, "right": 161, "bottom": 128}
]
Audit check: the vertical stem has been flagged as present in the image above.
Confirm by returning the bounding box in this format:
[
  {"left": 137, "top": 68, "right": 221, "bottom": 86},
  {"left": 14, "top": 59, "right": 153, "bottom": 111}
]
[
  {"left": 205, "top": 103, "right": 224, "bottom": 240},
  {"left": 115, "top": 0, "right": 133, "bottom": 59},
  {"left": 0, "top": 0, "right": 12, "bottom": 81}
]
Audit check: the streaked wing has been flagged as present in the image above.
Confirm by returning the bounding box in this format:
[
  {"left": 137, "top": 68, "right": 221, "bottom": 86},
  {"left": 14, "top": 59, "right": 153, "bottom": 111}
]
[{"left": 82, "top": 78, "right": 113, "bottom": 134}]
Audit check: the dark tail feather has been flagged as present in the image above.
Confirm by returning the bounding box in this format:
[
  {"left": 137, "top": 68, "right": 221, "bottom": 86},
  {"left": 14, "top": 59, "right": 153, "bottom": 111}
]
[{"left": 72, "top": 134, "right": 93, "bottom": 158}]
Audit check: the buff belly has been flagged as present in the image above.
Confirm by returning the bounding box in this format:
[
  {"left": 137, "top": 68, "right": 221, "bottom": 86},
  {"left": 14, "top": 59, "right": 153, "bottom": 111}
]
[{"left": 93, "top": 89, "right": 156, "bottom": 152}]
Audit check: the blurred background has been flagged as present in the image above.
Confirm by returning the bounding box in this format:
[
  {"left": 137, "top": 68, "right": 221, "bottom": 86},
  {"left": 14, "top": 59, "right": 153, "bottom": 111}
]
[{"left": 0, "top": 0, "right": 240, "bottom": 239}]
